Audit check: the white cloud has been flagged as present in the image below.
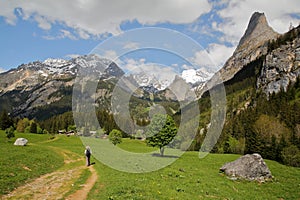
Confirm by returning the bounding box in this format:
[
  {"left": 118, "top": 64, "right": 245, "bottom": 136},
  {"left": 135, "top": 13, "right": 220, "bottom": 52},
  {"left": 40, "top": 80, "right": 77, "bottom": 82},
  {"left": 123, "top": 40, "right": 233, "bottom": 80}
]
[
  {"left": 0, "top": 1, "right": 17, "bottom": 25},
  {"left": 0, "top": 0, "right": 211, "bottom": 39},
  {"left": 216, "top": 0, "right": 300, "bottom": 45},
  {"left": 43, "top": 29, "right": 77, "bottom": 40},
  {"left": 34, "top": 15, "right": 52, "bottom": 30},
  {"left": 190, "top": 43, "right": 235, "bottom": 71},
  {"left": 103, "top": 50, "right": 118, "bottom": 60},
  {"left": 60, "top": 29, "right": 77, "bottom": 40},
  {"left": 181, "top": 64, "right": 192, "bottom": 70},
  {"left": 0, "top": 67, "right": 7, "bottom": 73},
  {"left": 123, "top": 42, "right": 140, "bottom": 50},
  {"left": 121, "top": 58, "right": 177, "bottom": 81},
  {"left": 77, "top": 29, "right": 90, "bottom": 40},
  {"left": 65, "top": 54, "right": 81, "bottom": 59}
]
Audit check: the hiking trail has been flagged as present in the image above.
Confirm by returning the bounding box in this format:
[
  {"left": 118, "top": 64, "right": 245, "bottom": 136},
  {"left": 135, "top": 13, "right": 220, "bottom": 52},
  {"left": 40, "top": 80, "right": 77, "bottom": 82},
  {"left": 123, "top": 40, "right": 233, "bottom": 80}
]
[{"left": 2, "top": 148, "right": 98, "bottom": 200}]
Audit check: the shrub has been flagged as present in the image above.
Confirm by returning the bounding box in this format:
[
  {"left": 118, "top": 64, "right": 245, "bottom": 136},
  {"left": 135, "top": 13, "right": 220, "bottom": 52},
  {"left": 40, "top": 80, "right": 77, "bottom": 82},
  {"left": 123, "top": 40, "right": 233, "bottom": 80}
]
[
  {"left": 109, "top": 129, "right": 122, "bottom": 145},
  {"left": 5, "top": 126, "right": 15, "bottom": 139}
]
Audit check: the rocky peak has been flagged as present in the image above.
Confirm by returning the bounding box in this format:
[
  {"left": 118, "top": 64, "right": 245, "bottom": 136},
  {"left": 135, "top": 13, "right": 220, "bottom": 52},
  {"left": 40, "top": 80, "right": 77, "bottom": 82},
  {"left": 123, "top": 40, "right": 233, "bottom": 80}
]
[
  {"left": 215, "top": 12, "right": 280, "bottom": 84},
  {"left": 236, "top": 12, "right": 279, "bottom": 52}
]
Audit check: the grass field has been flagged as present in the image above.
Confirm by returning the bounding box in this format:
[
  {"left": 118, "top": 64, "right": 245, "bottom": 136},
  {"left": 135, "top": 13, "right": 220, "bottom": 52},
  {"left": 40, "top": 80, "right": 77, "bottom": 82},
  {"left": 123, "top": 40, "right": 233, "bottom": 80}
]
[
  {"left": 89, "top": 150, "right": 300, "bottom": 199},
  {"left": 0, "top": 132, "right": 300, "bottom": 199}
]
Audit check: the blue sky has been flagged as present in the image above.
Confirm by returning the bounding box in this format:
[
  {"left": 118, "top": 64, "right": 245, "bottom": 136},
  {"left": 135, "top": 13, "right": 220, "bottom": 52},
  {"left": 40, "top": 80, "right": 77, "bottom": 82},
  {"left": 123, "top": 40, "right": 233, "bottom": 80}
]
[{"left": 0, "top": 0, "right": 299, "bottom": 73}]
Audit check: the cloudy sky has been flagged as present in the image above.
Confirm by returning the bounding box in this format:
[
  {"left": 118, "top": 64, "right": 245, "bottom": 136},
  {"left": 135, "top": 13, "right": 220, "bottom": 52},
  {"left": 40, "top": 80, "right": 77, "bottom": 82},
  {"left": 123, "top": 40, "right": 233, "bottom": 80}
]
[{"left": 0, "top": 0, "right": 299, "bottom": 73}]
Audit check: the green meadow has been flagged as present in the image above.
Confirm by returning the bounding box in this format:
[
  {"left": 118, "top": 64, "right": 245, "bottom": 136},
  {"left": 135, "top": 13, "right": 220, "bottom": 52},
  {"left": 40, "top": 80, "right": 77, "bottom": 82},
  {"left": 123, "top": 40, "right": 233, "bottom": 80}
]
[{"left": 1, "top": 132, "right": 300, "bottom": 199}]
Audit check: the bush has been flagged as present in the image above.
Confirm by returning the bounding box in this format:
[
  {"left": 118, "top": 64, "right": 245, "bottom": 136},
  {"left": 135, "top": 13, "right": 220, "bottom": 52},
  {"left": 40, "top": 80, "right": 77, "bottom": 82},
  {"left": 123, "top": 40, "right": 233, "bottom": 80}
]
[
  {"left": 5, "top": 126, "right": 15, "bottom": 139},
  {"left": 282, "top": 145, "right": 300, "bottom": 167},
  {"left": 226, "top": 136, "right": 245, "bottom": 154},
  {"left": 109, "top": 129, "right": 122, "bottom": 145}
]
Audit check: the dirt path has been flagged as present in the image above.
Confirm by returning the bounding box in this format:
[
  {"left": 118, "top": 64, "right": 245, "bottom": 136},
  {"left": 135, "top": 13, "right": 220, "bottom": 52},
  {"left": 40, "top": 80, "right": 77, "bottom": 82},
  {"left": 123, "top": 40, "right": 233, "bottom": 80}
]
[
  {"left": 2, "top": 167, "right": 84, "bottom": 200},
  {"left": 2, "top": 148, "right": 98, "bottom": 200},
  {"left": 66, "top": 166, "right": 98, "bottom": 200}
]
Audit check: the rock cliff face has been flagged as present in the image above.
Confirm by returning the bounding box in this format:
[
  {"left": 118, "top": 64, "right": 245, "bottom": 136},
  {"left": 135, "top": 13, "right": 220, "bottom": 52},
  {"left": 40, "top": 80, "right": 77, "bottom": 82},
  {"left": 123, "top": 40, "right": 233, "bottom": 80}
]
[
  {"left": 219, "top": 12, "right": 279, "bottom": 82},
  {"left": 215, "top": 12, "right": 300, "bottom": 96},
  {"left": 257, "top": 35, "right": 300, "bottom": 95}
]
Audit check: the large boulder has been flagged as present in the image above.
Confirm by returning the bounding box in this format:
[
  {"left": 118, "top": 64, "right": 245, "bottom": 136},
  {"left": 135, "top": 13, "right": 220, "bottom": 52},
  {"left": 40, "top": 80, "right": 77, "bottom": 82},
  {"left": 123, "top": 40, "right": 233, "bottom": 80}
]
[
  {"left": 220, "top": 153, "right": 272, "bottom": 181},
  {"left": 14, "top": 138, "right": 28, "bottom": 146}
]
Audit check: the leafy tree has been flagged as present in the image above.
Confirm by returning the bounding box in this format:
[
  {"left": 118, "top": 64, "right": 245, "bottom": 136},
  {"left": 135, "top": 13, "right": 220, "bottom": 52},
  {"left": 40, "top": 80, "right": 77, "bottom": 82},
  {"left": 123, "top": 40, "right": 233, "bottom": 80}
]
[
  {"left": 23, "top": 118, "right": 30, "bottom": 129},
  {"left": 68, "top": 125, "right": 76, "bottom": 131},
  {"left": 16, "top": 119, "right": 26, "bottom": 132},
  {"left": 226, "top": 136, "right": 245, "bottom": 154},
  {"left": 24, "top": 126, "right": 31, "bottom": 133},
  {"left": 109, "top": 129, "right": 122, "bottom": 145},
  {"left": 146, "top": 114, "right": 178, "bottom": 156},
  {"left": 253, "top": 115, "right": 290, "bottom": 141},
  {"left": 37, "top": 126, "right": 43, "bottom": 134},
  {"left": 5, "top": 126, "right": 15, "bottom": 139}
]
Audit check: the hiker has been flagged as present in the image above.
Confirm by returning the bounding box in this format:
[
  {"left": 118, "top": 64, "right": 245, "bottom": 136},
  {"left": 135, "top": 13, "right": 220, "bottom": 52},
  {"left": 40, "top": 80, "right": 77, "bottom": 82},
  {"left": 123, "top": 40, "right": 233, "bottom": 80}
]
[{"left": 85, "top": 146, "right": 92, "bottom": 166}]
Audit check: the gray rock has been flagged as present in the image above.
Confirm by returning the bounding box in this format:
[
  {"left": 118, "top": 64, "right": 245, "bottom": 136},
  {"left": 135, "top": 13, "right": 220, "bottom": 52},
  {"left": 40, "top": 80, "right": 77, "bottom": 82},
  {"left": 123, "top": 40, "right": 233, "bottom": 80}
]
[
  {"left": 220, "top": 153, "right": 272, "bottom": 181},
  {"left": 14, "top": 138, "right": 28, "bottom": 146},
  {"left": 257, "top": 37, "right": 300, "bottom": 96}
]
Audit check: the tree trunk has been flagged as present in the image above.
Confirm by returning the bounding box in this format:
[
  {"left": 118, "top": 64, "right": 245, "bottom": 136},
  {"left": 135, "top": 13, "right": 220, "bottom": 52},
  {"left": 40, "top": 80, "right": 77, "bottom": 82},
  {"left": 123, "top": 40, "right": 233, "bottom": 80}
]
[{"left": 160, "top": 147, "right": 164, "bottom": 156}]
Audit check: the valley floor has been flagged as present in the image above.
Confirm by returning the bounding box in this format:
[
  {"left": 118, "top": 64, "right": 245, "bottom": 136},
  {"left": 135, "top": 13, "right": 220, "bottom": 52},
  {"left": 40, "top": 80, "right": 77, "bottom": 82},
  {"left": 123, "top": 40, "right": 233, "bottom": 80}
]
[
  {"left": 1, "top": 133, "right": 300, "bottom": 199},
  {"left": 1, "top": 139, "right": 97, "bottom": 200}
]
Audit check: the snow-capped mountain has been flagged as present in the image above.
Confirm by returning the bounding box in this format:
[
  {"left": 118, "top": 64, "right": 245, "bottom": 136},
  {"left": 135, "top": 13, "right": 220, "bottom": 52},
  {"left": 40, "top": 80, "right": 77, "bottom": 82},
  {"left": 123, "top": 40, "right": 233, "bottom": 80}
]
[
  {"left": 0, "top": 53, "right": 214, "bottom": 118},
  {"left": 181, "top": 68, "right": 213, "bottom": 84},
  {"left": 128, "top": 67, "right": 213, "bottom": 92},
  {"left": 131, "top": 72, "right": 174, "bottom": 91}
]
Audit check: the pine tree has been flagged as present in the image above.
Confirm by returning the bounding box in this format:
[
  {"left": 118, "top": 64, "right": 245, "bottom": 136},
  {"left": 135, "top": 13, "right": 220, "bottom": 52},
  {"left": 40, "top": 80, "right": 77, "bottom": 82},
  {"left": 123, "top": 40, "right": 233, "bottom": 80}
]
[
  {"left": 0, "top": 110, "right": 13, "bottom": 130},
  {"left": 30, "top": 122, "right": 37, "bottom": 133},
  {"left": 277, "top": 135, "right": 288, "bottom": 162}
]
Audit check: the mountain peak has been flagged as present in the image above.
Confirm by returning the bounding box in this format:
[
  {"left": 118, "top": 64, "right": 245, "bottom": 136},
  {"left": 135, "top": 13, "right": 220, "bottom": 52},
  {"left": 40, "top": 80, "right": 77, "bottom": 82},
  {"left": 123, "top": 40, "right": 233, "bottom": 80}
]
[
  {"left": 237, "top": 12, "right": 279, "bottom": 51},
  {"left": 213, "top": 12, "right": 280, "bottom": 84}
]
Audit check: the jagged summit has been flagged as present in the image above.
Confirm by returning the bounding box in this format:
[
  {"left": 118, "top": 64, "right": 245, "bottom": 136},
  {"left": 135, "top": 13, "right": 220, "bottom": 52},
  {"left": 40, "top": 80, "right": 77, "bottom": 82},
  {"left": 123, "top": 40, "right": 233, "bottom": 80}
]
[
  {"left": 215, "top": 12, "right": 280, "bottom": 83},
  {"left": 236, "top": 12, "right": 279, "bottom": 52}
]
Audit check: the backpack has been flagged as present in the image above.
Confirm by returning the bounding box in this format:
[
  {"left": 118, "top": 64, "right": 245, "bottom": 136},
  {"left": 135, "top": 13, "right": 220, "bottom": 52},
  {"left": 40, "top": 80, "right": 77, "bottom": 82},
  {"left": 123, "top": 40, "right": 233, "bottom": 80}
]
[{"left": 85, "top": 149, "right": 91, "bottom": 156}]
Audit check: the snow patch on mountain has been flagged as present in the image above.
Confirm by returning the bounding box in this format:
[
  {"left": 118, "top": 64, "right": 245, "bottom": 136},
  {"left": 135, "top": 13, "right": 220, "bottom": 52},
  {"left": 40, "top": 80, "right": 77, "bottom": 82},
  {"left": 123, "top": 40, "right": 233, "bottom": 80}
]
[
  {"left": 181, "top": 68, "right": 213, "bottom": 84},
  {"left": 132, "top": 72, "right": 175, "bottom": 91}
]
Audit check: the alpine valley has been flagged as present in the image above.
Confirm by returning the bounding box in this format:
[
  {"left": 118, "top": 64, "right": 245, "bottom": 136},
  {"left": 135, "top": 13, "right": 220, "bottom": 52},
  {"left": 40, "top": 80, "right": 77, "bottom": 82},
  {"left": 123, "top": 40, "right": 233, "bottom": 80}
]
[{"left": 1, "top": 12, "right": 300, "bottom": 167}]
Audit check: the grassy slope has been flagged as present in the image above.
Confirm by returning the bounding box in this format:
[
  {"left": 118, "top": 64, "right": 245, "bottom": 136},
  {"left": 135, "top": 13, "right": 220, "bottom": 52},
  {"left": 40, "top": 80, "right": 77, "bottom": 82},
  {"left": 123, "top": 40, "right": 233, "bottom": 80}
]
[
  {"left": 1, "top": 133, "right": 299, "bottom": 199},
  {"left": 118, "top": 138, "right": 158, "bottom": 153},
  {"left": 0, "top": 132, "right": 64, "bottom": 195},
  {"left": 88, "top": 139, "right": 300, "bottom": 200}
]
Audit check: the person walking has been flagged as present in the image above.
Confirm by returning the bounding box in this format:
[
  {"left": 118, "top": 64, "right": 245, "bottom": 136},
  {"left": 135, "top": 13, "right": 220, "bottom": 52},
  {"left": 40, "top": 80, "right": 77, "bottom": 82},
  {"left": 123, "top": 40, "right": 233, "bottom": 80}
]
[{"left": 85, "top": 146, "right": 92, "bottom": 166}]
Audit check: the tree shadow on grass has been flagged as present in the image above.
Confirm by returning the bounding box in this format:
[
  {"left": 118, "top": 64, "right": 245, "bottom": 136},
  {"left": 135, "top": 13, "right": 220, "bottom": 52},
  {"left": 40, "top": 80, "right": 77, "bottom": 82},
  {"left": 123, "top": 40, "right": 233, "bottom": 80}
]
[{"left": 151, "top": 153, "right": 179, "bottom": 158}]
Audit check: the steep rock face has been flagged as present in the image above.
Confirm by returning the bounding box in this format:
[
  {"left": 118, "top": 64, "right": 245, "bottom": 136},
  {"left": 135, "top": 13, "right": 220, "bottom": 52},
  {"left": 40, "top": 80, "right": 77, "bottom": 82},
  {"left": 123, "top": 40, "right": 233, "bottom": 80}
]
[
  {"left": 257, "top": 36, "right": 300, "bottom": 94},
  {"left": 237, "top": 12, "right": 279, "bottom": 52},
  {"left": 219, "top": 12, "right": 279, "bottom": 82}
]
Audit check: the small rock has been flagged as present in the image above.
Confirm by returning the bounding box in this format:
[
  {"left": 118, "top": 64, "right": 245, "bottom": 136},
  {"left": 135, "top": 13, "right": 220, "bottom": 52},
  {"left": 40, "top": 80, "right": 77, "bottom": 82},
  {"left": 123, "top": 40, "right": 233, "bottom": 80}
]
[{"left": 14, "top": 138, "right": 28, "bottom": 146}]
